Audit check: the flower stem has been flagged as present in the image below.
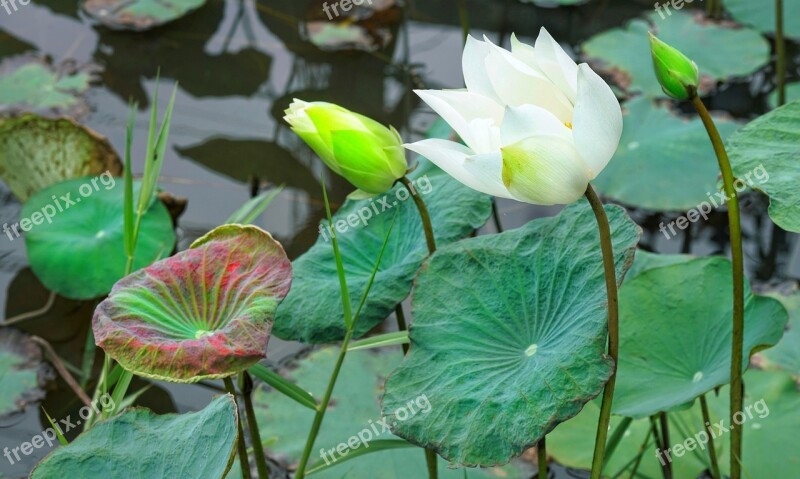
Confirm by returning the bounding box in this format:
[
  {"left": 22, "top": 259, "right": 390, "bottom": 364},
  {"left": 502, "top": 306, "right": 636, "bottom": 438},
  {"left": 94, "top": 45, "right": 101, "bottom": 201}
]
[
  {"left": 658, "top": 413, "right": 672, "bottom": 478},
  {"left": 425, "top": 449, "right": 439, "bottom": 479},
  {"left": 776, "top": 0, "right": 787, "bottom": 107},
  {"left": 700, "top": 394, "right": 722, "bottom": 479},
  {"left": 225, "top": 377, "right": 252, "bottom": 479},
  {"left": 691, "top": 94, "right": 745, "bottom": 479},
  {"left": 400, "top": 176, "right": 436, "bottom": 254},
  {"left": 585, "top": 184, "right": 621, "bottom": 479},
  {"left": 538, "top": 436, "right": 547, "bottom": 478},
  {"left": 395, "top": 304, "right": 410, "bottom": 354},
  {"left": 240, "top": 371, "right": 270, "bottom": 479}
]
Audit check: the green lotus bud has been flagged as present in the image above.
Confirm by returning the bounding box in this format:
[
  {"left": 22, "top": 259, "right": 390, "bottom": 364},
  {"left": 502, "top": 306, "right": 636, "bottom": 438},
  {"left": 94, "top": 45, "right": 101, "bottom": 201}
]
[
  {"left": 284, "top": 100, "right": 407, "bottom": 196},
  {"left": 648, "top": 33, "right": 700, "bottom": 100}
]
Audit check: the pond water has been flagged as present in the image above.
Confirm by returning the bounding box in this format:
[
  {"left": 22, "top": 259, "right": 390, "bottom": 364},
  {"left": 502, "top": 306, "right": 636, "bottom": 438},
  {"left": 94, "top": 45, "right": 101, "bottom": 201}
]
[{"left": 0, "top": 0, "right": 798, "bottom": 477}]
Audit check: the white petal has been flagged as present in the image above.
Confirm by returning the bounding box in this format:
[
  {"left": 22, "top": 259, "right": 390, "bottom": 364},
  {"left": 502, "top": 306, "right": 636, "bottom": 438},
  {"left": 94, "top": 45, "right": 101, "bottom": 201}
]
[
  {"left": 534, "top": 27, "right": 579, "bottom": 103},
  {"left": 464, "top": 118, "right": 503, "bottom": 154},
  {"left": 572, "top": 63, "right": 623, "bottom": 179},
  {"left": 510, "top": 33, "right": 537, "bottom": 68},
  {"left": 501, "top": 135, "right": 591, "bottom": 205},
  {"left": 482, "top": 39, "right": 574, "bottom": 123},
  {"left": 415, "top": 89, "right": 504, "bottom": 152},
  {"left": 500, "top": 104, "right": 572, "bottom": 147},
  {"left": 463, "top": 36, "right": 502, "bottom": 102},
  {"left": 404, "top": 139, "right": 513, "bottom": 199}
]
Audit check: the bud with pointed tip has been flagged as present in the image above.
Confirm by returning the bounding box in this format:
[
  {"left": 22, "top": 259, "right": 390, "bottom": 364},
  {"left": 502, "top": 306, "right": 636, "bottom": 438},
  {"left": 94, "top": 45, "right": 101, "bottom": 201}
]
[{"left": 649, "top": 33, "right": 700, "bottom": 100}]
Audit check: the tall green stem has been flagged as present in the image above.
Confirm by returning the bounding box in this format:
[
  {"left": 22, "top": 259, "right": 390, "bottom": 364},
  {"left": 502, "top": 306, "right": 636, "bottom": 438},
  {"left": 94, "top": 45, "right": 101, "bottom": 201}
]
[
  {"left": 538, "top": 436, "right": 547, "bottom": 478},
  {"left": 585, "top": 184, "right": 621, "bottom": 479},
  {"left": 776, "top": 0, "right": 787, "bottom": 107},
  {"left": 658, "top": 413, "right": 672, "bottom": 479},
  {"left": 241, "top": 371, "right": 270, "bottom": 478},
  {"left": 691, "top": 95, "right": 745, "bottom": 479},
  {"left": 700, "top": 394, "right": 722, "bottom": 479},
  {"left": 399, "top": 175, "right": 439, "bottom": 479},
  {"left": 225, "top": 377, "right": 252, "bottom": 479},
  {"left": 395, "top": 304, "right": 410, "bottom": 354}
]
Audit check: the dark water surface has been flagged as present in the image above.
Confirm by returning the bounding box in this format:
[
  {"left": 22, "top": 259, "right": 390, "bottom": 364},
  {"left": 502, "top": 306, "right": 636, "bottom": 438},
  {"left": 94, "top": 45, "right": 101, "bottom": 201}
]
[{"left": 0, "top": 0, "right": 798, "bottom": 477}]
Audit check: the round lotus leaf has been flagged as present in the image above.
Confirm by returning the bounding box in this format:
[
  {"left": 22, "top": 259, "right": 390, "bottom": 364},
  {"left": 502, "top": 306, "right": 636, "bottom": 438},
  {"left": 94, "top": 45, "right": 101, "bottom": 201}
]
[
  {"left": 0, "top": 329, "right": 53, "bottom": 418},
  {"left": 22, "top": 178, "right": 175, "bottom": 300},
  {"left": 0, "top": 114, "right": 122, "bottom": 201},
  {"left": 760, "top": 290, "right": 800, "bottom": 375},
  {"left": 273, "top": 157, "right": 492, "bottom": 343},
  {"left": 726, "top": 0, "right": 800, "bottom": 38},
  {"left": 93, "top": 224, "right": 292, "bottom": 383},
  {"left": 594, "top": 97, "right": 739, "bottom": 211},
  {"left": 0, "top": 57, "right": 95, "bottom": 117},
  {"left": 381, "top": 201, "right": 642, "bottom": 467},
  {"left": 30, "top": 394, "right": 238, "bottom": 478},
  {"left": 613, "top": 256, "right": 788, "bottom": 418},
  {"left": 625, "top": 249, "right": 694, "bottom": 281},
  {"left": 727, "top": 99, "right": 800, "bottom": 232},
  {"left": 768, "top": 82, "right": 800, "bottom": 109},
  {"left": 83, "top": 0, "right": 208, "bottom": 31},
  {"left": 582, "top": 11, "right": 770, "bottom": 98},
  {"left": 248, "top": 348, "right": 532, "bottom": 479}
]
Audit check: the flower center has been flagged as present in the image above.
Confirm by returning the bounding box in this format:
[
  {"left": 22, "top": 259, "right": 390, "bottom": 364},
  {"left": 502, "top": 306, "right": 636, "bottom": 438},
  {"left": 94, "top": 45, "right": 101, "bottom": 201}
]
[{"left": 563, "top": 122, "right": 573, "bottom": 129}]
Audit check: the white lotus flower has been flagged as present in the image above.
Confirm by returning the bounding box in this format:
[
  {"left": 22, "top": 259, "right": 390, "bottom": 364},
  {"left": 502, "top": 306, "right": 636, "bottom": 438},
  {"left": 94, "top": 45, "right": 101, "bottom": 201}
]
[{"left": 405, "top": 28, "right": 623, "bottom": 205}]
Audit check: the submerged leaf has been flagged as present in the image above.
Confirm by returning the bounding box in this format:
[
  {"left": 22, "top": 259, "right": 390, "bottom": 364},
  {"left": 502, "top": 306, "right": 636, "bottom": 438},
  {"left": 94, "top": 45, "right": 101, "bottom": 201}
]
[
  {"left": 0, "top": 329, "right": 53, "bottom": 418},
  {"left": 382, "top": 201, "right": 642, "bottom": 466},
  {"left": 93, "top": 224, "right": 292, "bottom": 383},
  {"left": 83, "top": 0, "right": 209, "bottom": 31}
]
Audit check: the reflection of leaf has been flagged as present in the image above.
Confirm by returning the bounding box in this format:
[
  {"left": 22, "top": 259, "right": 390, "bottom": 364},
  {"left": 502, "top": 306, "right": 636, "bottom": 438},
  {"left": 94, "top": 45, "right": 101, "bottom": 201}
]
[
  {"left": 0, "top": 329, "right": 53, "bottom": 419},
  {"left": 583, "top": 11, "right": 770, "bottom": 98},
  {"left": 30, "top": 395, "right": 238, "bottom": 478},
  {"left": 613, "top": 256, "right": 788, "bottom": 418},
  {"left": 0, "top": 114, "right": 122, "bottom": 202},
  {"left": 594, "top": 97, "right": 739, "bottom": 211},
  {"left": 761, "top": 290, "right": 800, "bottom": 375},
  {"left": 83, "top": 0, "right": 209, "bottom": 31},
  {"left": 382, "top": 201, "right": 641, "bottom": 467}
]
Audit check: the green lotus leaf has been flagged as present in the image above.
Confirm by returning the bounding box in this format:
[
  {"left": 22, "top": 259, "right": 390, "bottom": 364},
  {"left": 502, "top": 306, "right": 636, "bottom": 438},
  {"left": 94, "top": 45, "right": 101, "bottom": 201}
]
[
  {"left": 273, "top": 157, "right": 492, "bottom": 343},
  {"left": 727, "top": 100, "right": 800, "bottom": 232},
  {"left": 0, "top": 329, "right": 52, "bottom": 418},
  {"left": 613, "top": 256, "right": 788, "bottom": 418},
  {"left": 30, "top": 394, "right": 238, "bottom": 478},
  {"left": 760, "top": 290, "right": 800, "bottom": 375},
  {"left": 381, "top": 201, "right": 642, "bottom": 467},
  {"left": 82, "top": 0, "right": 208, "bottom": 31},
  {"left": 726, "top": 0, "right": 800, "bottom": 38},
  {"left": 22, "top": 179, "right": 175, "bottom": 300},
  {"left": 247, "top": 348, "right": 532, "bottom": 479},
  {"left": 0, "top": 57, "right": 95, "bottom": 117},
  {"left": 582, "top": 11, "right": 770, "bottom": 98},
  {"left": 594, "top": 97, "right": 739, "bottom": 210},
  {"left": 93, "top": 224, "right": 292, "bottom": 383},
  {"left": 625, "top": 249, "right": 694, "bottom": 281},
  {"left": 0, "top": 114, "right": 122, "bottom": 201}
]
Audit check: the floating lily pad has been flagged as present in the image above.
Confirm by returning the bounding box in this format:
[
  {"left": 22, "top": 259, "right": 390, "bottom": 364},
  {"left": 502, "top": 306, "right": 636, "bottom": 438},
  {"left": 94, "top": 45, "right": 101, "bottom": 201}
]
[
  {"left": 30, "top": 394, "right": 238, "bottom": 478},
  {"left": 613, "top": 256, "right": 788, "bottom": 418},
  {"left": 594, "top": 97, "right": 739, "bottom": 211},
  {"left": 0, "top": 114, "right": 122, "bottom": 201},
  {"left": 83, "top": 0, "right": 208, "bottom": 31},
  {"left": 93, "top": 224, "right": 292, "bottom": 383},
  {"left": 727, "top": 100, "right": 800, "bottom": 232},
  {"left": 249, "top": 347, "right": 532, "bottom": 479},
  {"left": 0, "top": 56, "right": 96, "bottom": 117},
  {"left": 760, "top": 290, "right": 800, "bottom": 375},
  {"left": 625, "top": 249, "right": 694, "bottom": 281},
  {"left": 23, "top": 179, "right": 175, "bottom": 300},
  {"left": 726, "top": 0, "right": 800, "bottom": 38},
  {"left": 0, "top": 329, "right": 52, "bottom": 418},
  {"left": 273, "top": 157, "right": 492, "bottom": 343},
  {"left": 582, "top": 11, "right": 770, "bottom": 98},
  {"left": 382, "top": 201, "right": 642, "bottom": 467},
  {"left": 768, "top": 82, "right": 800, "bottom": 109}
]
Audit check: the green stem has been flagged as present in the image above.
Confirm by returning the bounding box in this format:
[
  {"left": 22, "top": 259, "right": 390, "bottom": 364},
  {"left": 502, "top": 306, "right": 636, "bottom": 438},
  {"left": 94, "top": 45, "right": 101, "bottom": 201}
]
[
  {"left": 225, "top": 377, "right": 252, "bottom": 479},
  {"left": 700, "top": 395, "right": 721, "bottom": 479},
  {"left": 691, "top": 95, "right": 745, "bottom": 479},
  {"left": 776, "top": 0, "right": 787, "bottom": 107},
  {"left": 659, "top": 413, "right": 672, "bottom": 479},
  {"left": 457, "top": 0, "right": 469, "bottom": 45},
  {"left": 395, "top": 304, "right": 410, "bottom": 354},
  {"left": 425, "top": 449, "right": 439, "bottom": 479},
  {"left": 626, "top": 426, "right": 654, "bottom": 479},
  {"left": 585, "top": 184, "right": 621, "bottom": 479},
  {"left": 241, "top": 371, "right": 270, "bottom": 478},
  {"left": 650, "top": 415, "right": 671, "bottom": 479},
  {"left": 538, "top": 436, "right": 547, "bottom": 478},
  {"left": 400, "top": 176, "right": 436, "bottom": 254}
]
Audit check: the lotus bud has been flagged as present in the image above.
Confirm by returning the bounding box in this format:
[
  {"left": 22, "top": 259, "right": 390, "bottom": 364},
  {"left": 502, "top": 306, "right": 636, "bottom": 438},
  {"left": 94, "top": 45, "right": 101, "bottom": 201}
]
[{"left": 648, "top": 33, "right": 700, "bottom": 100}]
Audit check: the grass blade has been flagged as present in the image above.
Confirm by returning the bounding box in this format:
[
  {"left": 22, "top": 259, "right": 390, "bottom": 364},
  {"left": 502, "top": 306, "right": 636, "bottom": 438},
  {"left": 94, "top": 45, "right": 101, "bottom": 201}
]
[
  {"left": 249, "top": 363, "right": 318, "bottom": 411},
  {"left": 306, "top": 440, "right": 415, "bottom": 475},
  {"left": 226, "top": 186, "right": 283, "bottom": 224},
  {"left": 348, "top": 331, "right": 409, "bottom": 352},
  {"left": 42, "top": 408, "right": 68, "bottom": 446}
]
